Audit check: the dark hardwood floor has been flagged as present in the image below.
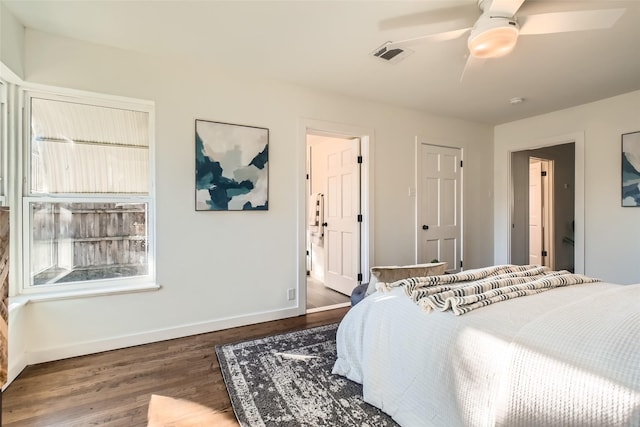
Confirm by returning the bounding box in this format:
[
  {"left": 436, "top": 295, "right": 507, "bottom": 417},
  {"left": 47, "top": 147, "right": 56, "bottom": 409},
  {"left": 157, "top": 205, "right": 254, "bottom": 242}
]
[{"left": 2, "top": 307, "right": 350, "bottom": 426}]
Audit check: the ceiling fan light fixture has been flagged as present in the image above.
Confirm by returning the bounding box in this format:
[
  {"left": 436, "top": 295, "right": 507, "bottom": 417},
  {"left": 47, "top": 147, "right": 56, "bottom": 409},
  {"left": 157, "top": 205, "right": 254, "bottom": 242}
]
[{"left": 468, "top": 16, "right": 520, "bottom": 58}]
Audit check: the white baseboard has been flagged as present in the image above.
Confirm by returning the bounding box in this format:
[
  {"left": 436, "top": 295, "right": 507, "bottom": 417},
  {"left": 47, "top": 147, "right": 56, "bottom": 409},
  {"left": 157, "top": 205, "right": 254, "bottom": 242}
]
[{"left": 11, "top": 306, "right": 300, "bottom": 383}]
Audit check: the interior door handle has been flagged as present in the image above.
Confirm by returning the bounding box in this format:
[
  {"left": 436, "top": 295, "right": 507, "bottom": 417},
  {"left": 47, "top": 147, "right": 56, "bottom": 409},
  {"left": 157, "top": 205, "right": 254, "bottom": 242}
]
[
  {"left": 322, "top": 222, "right": 328, "bottom": 227},
  {"left": 422, "top": 225, "right": 429, "bottom": 230}
]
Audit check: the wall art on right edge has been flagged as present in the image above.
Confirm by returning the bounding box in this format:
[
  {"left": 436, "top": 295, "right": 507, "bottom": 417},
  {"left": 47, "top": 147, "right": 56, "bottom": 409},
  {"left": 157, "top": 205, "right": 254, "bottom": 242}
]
[{"left": 622, "top": 130, "right": 640, "bottom": 206}]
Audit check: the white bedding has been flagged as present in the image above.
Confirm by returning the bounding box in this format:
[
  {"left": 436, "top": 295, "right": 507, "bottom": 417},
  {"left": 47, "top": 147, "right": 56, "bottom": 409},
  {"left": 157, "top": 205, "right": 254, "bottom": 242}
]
[{"left": 332, "top": 281, "right": 640, "bottom": 427}]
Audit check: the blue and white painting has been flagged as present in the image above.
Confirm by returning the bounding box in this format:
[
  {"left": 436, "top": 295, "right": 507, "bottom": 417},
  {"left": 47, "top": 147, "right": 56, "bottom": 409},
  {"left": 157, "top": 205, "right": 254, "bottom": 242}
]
[
  {"left": 196, "top": 120, "right": 268, "bottom": 211},
  {"left": 622, "top": 131, "right": 640, "bottom": 207}
]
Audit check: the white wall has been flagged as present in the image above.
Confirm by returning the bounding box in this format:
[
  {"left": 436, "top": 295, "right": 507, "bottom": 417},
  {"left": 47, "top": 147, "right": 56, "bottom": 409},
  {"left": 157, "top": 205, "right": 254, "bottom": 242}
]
[
  {"left": 495, "top": 90, "right": 640, "bottom": 284},
  {"left": 6, "top": 28, "right": 493, "bottom": 367},
  {"left": 0, "top": 3, "right": 24, "bottom": 79}
]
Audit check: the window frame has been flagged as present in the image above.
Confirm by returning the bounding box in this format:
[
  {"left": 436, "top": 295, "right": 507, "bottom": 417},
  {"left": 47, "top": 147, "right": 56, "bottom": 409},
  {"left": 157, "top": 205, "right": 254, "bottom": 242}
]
[
  {"left": 19, "top": 88, "right": 156, "bottom": 295},
  {"left": 0, "top": 80, "right": 7, "bottom": 205}
]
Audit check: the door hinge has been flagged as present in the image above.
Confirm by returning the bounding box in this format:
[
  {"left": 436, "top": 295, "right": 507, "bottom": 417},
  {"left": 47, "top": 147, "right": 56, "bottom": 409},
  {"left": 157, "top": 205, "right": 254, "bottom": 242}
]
[
  {"left": 460, "top": 160, "right": 463, "bottom": 168},
  {"left": 357, "top": 273, "right": 363, "bottom": 282},
  {"left": 306, "top": 173, "right": 309, "bottom": 180},
  {"left": 542, "top": 250, "right": 548, "bottom": 257},
  {"left": 357, "top": 155, "right": 363, "bottom": 164},
  {"left": 541, "top": 171, "right": 547, "bottom": 177},
  {"left": 460, "top": 260, "right": 463, "bottom": 268},
  {"left": 357, "top": 214, "right": 363, "bottom": 222}
]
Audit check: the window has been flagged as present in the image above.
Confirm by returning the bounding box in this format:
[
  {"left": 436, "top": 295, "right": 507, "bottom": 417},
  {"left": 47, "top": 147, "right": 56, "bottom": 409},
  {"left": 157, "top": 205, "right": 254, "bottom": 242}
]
[{"left": 22, "top": 91, "right": 154, "bottom": 292}]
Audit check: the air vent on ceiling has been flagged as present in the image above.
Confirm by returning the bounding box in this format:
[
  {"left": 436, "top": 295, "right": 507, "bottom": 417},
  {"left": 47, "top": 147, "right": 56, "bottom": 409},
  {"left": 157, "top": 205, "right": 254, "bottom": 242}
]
[{"left": 371, "top": 42, "right": 413, "bottom": 64}]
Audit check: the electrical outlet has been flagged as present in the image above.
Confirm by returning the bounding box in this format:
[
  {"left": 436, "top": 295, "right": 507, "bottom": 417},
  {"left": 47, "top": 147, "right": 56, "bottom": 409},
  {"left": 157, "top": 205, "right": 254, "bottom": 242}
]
[{"left": 287, "top": 288, "right": 296, "bottom": 301}]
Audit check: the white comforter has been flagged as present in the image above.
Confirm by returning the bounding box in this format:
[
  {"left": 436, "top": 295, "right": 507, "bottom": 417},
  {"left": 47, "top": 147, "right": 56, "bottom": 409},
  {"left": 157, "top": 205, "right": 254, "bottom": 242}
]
[{"left": 332, "top": 281, "right": 640, "bottom": 427}]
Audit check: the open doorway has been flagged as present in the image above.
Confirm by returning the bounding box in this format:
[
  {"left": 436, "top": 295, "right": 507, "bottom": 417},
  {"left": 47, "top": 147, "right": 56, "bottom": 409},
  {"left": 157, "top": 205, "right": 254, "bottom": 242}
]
[
  {"left": 512, "top": 143, "right": 575, "bottom": 272},
  {"left": 297, "top": 119, "right": 372, "bottom": 316},
  {"left": 305, "top": 133, "right": 358, "bottom": 312}
]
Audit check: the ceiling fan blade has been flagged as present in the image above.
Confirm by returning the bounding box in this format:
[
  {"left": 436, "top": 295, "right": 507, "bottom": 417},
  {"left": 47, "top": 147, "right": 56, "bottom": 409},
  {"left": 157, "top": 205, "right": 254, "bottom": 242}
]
[
  {"left": 386, "top": 27, "right": 471, "bottom": 49},
  {"left": 487, "top": 0, "right": 526, "bottom": 17},
  {"left": 460, "top": 55, "right": 485, "bottom": 82},
  {"left": 519, "top": 8, "right": 626, "bottom": 35}
]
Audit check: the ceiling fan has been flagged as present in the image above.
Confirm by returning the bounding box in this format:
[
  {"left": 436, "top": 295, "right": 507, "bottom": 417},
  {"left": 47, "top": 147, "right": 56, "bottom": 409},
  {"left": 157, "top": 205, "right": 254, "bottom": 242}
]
[{"left": 372, "top": 0, "right": 626, "bottom": 78}]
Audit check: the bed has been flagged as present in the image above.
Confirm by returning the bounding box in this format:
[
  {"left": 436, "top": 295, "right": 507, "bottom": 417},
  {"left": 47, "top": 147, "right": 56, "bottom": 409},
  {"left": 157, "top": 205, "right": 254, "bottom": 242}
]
[{"left": 332, "top": 265, "right": 640, "bottom": 427}]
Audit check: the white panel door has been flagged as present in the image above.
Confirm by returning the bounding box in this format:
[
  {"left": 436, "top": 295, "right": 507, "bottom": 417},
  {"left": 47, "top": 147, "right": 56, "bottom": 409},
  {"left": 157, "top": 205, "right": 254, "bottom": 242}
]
[
  {"left": 529, "top": 159, "right": 543, "bottom": 265},
  {"left": 324, "top": 138, "right": 360, "bottom": 295},
  {"left": 418, "top": 144, "right": 461, "bottom": 272}
]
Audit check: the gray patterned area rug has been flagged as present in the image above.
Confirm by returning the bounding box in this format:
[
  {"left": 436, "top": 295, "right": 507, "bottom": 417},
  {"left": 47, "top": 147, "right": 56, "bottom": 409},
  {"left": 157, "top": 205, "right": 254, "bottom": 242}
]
[{"left": 215, "top": 323, "right": 398, "bottom": 426}]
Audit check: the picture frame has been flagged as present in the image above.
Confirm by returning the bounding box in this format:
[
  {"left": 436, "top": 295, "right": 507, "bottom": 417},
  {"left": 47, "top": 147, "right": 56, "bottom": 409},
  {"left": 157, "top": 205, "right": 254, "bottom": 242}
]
[
  {"left": 622, "top": 130, "right": 640, "bottom": 207},
  {"left": 195, "top": 120, "right": 269, "bottom": 211}
]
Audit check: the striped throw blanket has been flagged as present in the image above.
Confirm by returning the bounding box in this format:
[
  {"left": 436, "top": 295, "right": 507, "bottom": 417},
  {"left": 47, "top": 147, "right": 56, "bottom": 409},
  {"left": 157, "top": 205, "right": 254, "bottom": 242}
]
[{"left": 378, "top": 264, "right": 600, "bottom": 315}]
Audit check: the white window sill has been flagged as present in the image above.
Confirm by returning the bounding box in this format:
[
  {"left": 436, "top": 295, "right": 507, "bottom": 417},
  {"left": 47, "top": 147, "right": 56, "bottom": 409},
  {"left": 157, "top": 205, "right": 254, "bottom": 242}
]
[{"left": 9, "top": 282, "right": 161, "bottom": 311}]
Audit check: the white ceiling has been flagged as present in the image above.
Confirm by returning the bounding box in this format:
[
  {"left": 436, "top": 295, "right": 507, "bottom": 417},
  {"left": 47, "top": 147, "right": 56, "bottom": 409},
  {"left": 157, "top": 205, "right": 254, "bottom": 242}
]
[{"left": 3, "top": 0, "right": 640, "bottom": 125}]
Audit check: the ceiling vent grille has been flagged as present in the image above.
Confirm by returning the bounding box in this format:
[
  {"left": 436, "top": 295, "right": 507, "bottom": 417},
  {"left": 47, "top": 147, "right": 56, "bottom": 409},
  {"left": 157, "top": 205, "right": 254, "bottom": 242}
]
[{"left": 371, "top": 42, "right": 413, "bottom": 64}]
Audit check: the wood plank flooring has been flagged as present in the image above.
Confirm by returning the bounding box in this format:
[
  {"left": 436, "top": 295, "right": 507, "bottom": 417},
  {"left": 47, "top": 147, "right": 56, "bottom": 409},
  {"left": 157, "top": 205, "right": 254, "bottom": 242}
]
[
  {"left": 2, "top": 307, "right": 349, "bottom": 426},
  {"left": 306, "top": 276, "right": 350, "bottom": 309}
]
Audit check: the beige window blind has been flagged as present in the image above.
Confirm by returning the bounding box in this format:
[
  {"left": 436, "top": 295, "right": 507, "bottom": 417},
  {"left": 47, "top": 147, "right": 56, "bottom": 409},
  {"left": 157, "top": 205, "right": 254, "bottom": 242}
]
[{"left": 30, "top": 98, "right": 149, "bottom": 194}]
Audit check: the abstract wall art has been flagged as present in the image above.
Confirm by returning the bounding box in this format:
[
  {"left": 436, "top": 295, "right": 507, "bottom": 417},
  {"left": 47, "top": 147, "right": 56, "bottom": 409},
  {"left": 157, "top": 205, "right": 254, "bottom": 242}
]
[
  {"left": 196, "top": 120, "right": 269, "bottom": 211},
  {"left": 622, "top": 131, "right": 640, "bottom": 207}
]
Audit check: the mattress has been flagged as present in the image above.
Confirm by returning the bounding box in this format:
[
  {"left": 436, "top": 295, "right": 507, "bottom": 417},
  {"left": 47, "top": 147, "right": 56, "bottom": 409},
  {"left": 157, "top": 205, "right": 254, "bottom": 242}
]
[{"left": 332, "top": 281, "right": 640, "bottom": 427}]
